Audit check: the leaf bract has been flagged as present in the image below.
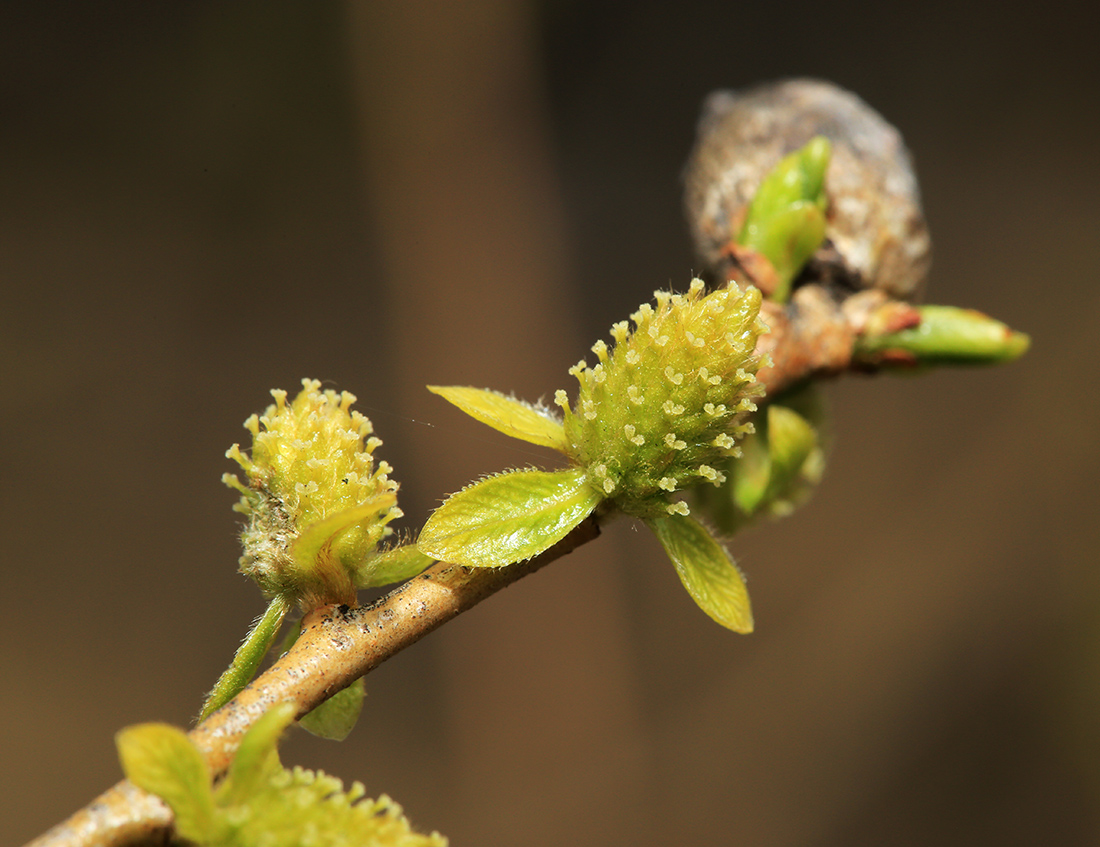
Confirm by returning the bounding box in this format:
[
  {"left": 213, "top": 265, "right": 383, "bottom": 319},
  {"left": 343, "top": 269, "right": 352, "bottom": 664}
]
[
  {"left": 299, "top": 680, "right": 365, "bottom": 742},
  {"left": 428, "top": 385, "right": 569, "bottom": 452},
  {"left": 116, "top": 723, "right": 217, "bottom": 843},
  {"left": 419, "top": 468, "right": 599, "bottom": 567},
  {"left": 648, "top": 513, "right": 753, "bottom": 633}
]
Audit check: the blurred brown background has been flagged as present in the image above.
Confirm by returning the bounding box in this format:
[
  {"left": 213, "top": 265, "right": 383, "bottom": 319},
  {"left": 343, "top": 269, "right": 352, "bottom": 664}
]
[{"left": 3, "top": 2, "right": 1098, "bottom": 845}]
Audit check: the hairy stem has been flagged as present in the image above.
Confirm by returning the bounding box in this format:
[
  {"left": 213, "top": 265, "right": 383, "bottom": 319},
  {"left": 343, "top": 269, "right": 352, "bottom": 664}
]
[{"left": 199, "top": 595, "right": 290, "bottom": 721}]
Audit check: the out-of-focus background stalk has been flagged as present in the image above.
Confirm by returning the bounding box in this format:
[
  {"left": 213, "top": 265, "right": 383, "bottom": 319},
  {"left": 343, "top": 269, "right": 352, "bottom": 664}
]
[{"left": 2, "top": 3, "right": 1097, "bottom": 845}]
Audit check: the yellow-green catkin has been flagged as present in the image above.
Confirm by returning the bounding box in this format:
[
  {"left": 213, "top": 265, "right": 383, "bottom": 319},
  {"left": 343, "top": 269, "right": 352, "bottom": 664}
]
[
  {"left": 117, "top": 706, "right": 447, "bottom": 847},
  {"left": 224, "top": 379, "right": 400, "bottom": 608},
  {"left": 556, "top": 280, "right": 766, "bottom": 518}
]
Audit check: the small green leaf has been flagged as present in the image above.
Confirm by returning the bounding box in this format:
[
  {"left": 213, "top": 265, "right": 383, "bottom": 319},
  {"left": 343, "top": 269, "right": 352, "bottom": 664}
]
[
  {"left": 299, "top": 679, "right": 366, "bottom": 741},
  {"left": 291, "top": 492, "right": 398, "bottom": 571},
  {"left": 855, "top": 304, "right": 1030, "bottom": 366},
  {"left": 762, "top": 403, "right": 819, "bottom": 500},
  {"left": 732, "top": 420, "right": 773, "bottom": 517},
  {"left": 700, "top": 391, "right": 827, "bottom": 534},
  {"left": 219, "top": 701, "right": 297, "bottom": 806},
  {"left": 200, "top": 595, "right": 291, "bottom": 721},
  {"left": 647, "top": 513, "right": 753, "bottom": 633},
  {"left": 738, "top": 135, "right": 831, "bottom": 301},
  {"left": 744, "top": 135, "right": 830, "bottom": 224},
  {"left": 758, "top": 204, "right": 827, "bottom": 300},
  {"left": 356, "top": 544, "right": 435, "bottom": 588},
  {"left": 116, "top": 723, "right": 217, "bottom": 843},
  {"left": 419, "top": 467, "right": 600, "bottom": 567},
  {"left": 428, "top": 385, "right": 569, "bottom": 452}
]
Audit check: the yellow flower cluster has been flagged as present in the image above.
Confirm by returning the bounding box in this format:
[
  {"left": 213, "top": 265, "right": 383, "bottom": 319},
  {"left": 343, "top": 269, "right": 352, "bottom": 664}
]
[
  {"left": 224, "top": 379, "right": 400, "bottom": 607},
  {"left": 558, "top": 280, "right": 765, "bottom": 518}
]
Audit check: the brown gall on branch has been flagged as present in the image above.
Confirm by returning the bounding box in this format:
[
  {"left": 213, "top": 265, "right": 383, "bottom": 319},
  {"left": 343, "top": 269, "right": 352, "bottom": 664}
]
[
  {"left": 684, "top": 77, "right": 932, "bottom": 303},
  {"left": 688, "top": 79, "right": 1026, "bottom": 390},
  {"left": 684, "top": 79, "right": 931, "bottom": 396}
]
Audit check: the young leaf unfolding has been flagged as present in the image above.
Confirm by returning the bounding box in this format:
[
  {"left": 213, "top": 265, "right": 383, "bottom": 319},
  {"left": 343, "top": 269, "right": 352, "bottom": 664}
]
[
  {"left": 696, "top": 390, "right": 827, "bottom": 535},
  {"left": 420, "top": 468, "right": 600, "bottom": 568},
  {"left": 647, "top": 513, "right": 753, "bottom": 633},
  {"left": 737, "top": 135, "right": 831, "bottom": 301},
  {"left": 426, "top": 385, "right": 569, "bottom": 452},
  {"left": 855, "top": 304, "right": 1030, "bottom": 367},
  {"left": 116, "top": 723, "right": 218, "bottom": 843},
  {"left": 298, "top": 679, "right": 366, "bottom": 742}
]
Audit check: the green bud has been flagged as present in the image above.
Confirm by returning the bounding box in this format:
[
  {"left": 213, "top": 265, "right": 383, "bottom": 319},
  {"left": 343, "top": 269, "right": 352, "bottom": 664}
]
[
  {"left": 854, "top": 304, "right": 1031, "bottom": 367},
  {"left": 224, "top": 379, "right": 405, "bottom": 609},
  {"left": 696, "top": 391, "right": 827, "bottom": 534},
  {"left": 557, "top": 279, "right": 765, "bottom": 520},
  {"left": 738, "top": 136, "right": 831, "bottom": 301}
]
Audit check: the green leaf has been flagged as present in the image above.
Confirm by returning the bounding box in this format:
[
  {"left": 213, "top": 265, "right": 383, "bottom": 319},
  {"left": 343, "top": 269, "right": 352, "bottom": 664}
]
[
  {"left": 759, "top": 204, "right": 827, "bottom": 300},
  {"left": 356, "top": 544, "right": 435, "bottom": 588},
  {"left": 762, "top": 403, "right": 819, "bottom": 500},
  {"left": 428, "top": 385, "right": 569, "bottom": 452},
  {"left": 116, "top": 723, "right": 216, "bottom": 843},
  {"left": 200, "top": 595, "right": 291, "bottom": 721},
  {"left": 738, "top": 135, "right": 831, "bottom": 301},
  {"left": 744, "top": 135, "right": 830, "bottom": 224},
  {"left": 290, "top": 492, "right": 398, "bottom": 571},
  {"left": 700, "top": 390, "right": 827, "bottom": 534},
  {"left": 732, "top": 420, "right": 773, "bottom": 517},
  {"left": 218, "top": 701, "right": 297, "bottom": 806},
  {"left": 419, "top": 467, "right": 601, "bottom": 567},
  {"left": 299, "top": 679, "right": 365, "bottom": 741},
  {"left": 647, "top": 513, "right": 753, "bottom": 633},
  {"left": 855, "top": 304, "right": 1030, "bottom": 366}
]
